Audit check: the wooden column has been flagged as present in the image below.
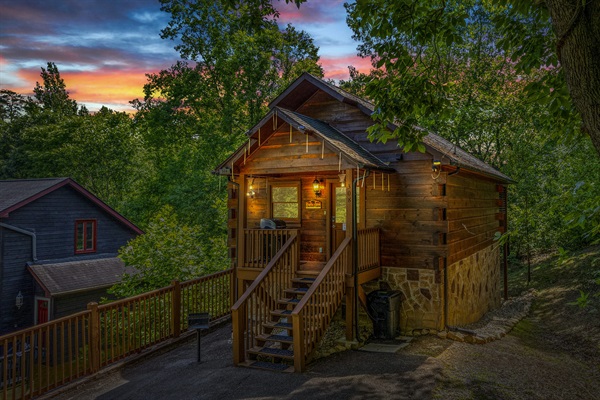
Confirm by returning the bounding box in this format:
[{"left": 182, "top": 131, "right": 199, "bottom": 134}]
[
  {"left": 236, "top": 174, "right": 246, "bottom": 301},
  {"left": 87, "top": 302, "right": 101, "bottom": 373}
]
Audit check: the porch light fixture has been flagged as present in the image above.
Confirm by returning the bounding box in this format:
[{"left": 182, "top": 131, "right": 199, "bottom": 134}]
[
  {"left": 246, "top": 178, "right": 256, "bottom": 198},
  {"left": 313, "top": 177, "right": 324, "bottom": 197},
  {"left": 338, "top": 173, "right": 346, "bottom": 188},
  {"left": 16, "top": 291, "right": 24, "bottom": 309},
  {"left": 432, "top": 160, "right": 442, "bottom": 179}
]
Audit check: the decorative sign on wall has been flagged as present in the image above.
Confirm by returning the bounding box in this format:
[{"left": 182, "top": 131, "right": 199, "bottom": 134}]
[{"left": 305, "top": 200, "right": 322, "bottom": 209}]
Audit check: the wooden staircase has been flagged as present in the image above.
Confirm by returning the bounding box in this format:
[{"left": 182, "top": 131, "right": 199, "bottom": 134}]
[
  {"left": 232, "top": 229, "right": 379, "bottom": 373},
  {"left": 241, "top": 274, "right": 316, "bottom": 372}
]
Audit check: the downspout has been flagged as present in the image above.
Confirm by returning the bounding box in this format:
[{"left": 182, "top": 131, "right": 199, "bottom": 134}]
[
  {"left": 0, "top": 222, "right": 37, "bottom": 261},
  {"left": 352, "top": 168, "right": 369, "bottom": 341}
]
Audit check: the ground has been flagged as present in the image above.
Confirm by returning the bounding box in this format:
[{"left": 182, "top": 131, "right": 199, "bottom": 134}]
[{"left": 48, "top": 246, "right": 600, "bottom": 400}]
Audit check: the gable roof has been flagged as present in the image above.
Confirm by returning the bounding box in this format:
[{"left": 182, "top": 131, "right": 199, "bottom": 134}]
[
  {"left": 28, "top": 257, "right": 135, "bottom": 296},
  {"left": 214, "top": 107, "right": 394, "bottom": 174},
  {"left": 0, "top": 178, "right": 143, "bottom": 234},
  {"left": 270, "top": 73, "right": 512, "bottom": 183}
]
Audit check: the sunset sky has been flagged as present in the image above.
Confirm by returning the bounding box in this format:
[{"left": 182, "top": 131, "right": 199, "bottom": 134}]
[{"left": 0, "top": 0, "right": 371, "bottom": 112}]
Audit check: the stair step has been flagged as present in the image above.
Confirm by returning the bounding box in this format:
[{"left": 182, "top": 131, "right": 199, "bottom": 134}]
[
  {"left": 292, "top": 277, "right": 317, "bottom": 283},
  {"left": 248, "top": 346, "right": 294, "bottom": 359},
  {"left": 271, "top": 309, "right": 292, "bottom": 318},
  {"left": 240, "top": 360, "right": 294, "bottom": 373},
  {"left": 284, "top": 287, "right": 309, "bottom": 295},
  {"left": 278, "top": 298, "right": 300, "bottom": 305},
  {"left": 264, "top": 321, "right": 293, "bottom": 330},
  {"left": 257, "top": 334, "right": 294, "bottom": 344}
]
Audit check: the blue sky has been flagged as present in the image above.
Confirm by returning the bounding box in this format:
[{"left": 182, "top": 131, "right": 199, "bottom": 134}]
[{"left": 0, "top": 0, "right": 370, "bottom": 112}]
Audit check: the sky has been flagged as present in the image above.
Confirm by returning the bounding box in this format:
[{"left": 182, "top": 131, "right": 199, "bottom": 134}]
[{"left": 0, "top": 0, "right": 371, "bottom": 112}]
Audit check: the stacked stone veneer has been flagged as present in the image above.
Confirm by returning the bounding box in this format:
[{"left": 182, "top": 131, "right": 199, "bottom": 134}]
[
  {"left": 446, "top": 245, "right": 502, "bottom": 326},
  {"left": 381, "top": 245, "right": 502, "bottom": 334},
  {"left": 382, "top": 267, "right": 444, "bottom": 333}
]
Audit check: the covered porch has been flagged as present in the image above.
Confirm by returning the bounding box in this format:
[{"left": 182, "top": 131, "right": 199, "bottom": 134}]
[{"left": 216, "top": 107, "right": 394, "bottom": 372}]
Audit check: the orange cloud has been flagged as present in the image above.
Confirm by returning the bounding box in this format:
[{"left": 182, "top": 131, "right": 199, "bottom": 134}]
[{"left": 11, "top": 68, "right": 149, "bottom": 112}]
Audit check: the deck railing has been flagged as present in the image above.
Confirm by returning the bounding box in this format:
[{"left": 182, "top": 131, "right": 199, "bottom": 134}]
[
  {"left": 292, "top": 237, "right": 351, "bottom": 372},
  {"left": 231, "top": 232, "right": 299, "bottom": 365},
  {"left": 357, "top": 228, "right": 380, "bottom": 272},
  {"left": 0, "top": 269, "right": 233, "bottom": 400},
  {"left": 243, "top": 229, "right": 298, "bottom": 269}
]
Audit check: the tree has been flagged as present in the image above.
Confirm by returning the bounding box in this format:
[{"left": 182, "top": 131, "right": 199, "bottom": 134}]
[
  {"left": 345, "top": 0, "right": 600, "bottom": 155},
  {"left": 32, "top": 62, "right": 79, "bottom": 116},
  {"left": 109, "top": 205, "right": 224, "bottom": 297}
]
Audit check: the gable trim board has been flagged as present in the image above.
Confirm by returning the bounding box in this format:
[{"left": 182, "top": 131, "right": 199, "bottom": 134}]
[{"left": 0, "top": 178, "right": 143, "bottom": 235}]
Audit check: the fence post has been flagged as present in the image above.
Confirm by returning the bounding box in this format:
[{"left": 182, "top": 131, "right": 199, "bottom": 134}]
[
  {"left": 172, "top": 280, "right": 181, "bottom": 338},
  {"left": 87, "top": 302, "right": 101, "bottom": 373}
]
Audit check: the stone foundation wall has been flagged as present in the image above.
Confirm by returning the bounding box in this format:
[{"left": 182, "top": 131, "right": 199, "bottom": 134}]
[
  {"left": 447, "top": 245, "right": 502, "bottom": 326},
  {"left": 382, "top": 267, "right": 443, "bottom": 333}
]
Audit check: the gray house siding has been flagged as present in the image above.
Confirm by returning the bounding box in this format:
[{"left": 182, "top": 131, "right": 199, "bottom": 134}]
[{"left": 0, "top": 185, "right": 137, "bottom": 334}]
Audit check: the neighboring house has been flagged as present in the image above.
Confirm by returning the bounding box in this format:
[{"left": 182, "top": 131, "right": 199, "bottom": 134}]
[
  {"left": 0, "top": 178, "right": 142, "bottom": 334},
  {"left": 216, "top": 73, "right": 512, "bottom": 371}
]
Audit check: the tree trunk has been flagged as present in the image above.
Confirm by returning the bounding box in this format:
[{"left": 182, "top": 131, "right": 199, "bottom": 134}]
[{"left": 545, "top": 0, "right": 600, "bottom": 155}]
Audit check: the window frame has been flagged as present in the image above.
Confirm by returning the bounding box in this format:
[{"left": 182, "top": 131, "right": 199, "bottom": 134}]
[
  {"left": 268, "top": 181, "right": 301, "bottom": 223},
  {"left": 75, "top": 219, "right": 97, "bottom": 254}
]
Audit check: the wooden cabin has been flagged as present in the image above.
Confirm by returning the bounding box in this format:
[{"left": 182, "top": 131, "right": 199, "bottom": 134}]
[
  {"left": 0, "top": 178, "right": 142, "bottom": 334},
  {"left": 215, "top": 73, "right": 512, "bottom": 372}
]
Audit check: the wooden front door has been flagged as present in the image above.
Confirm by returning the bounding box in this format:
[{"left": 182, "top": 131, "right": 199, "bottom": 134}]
[
  {"left": 330, "top": 183, "right": 347, "bottom": 254},
  {"left": 37, "top": 299, "right": 49, "bottom": 324}
]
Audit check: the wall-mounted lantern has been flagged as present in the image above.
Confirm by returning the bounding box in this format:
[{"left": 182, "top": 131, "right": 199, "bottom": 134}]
[
  {"left": 313, "top": 177, "right": 324, "bottom": 197},
  {"left": 16, "top": 291, "right": 24, "bottom": 309},
  {"left": 246, "top": 178, "right": 256, "bottom": 198},
  {"left": 338, "top": 173, "right": 346, "bottom": 188}
]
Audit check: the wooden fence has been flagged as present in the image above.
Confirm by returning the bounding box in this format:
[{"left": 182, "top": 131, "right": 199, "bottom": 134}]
[
  {"left": 357, "top": 228, "right": 380, "bottom": 272},
  {"left": 0, "top": 269, "right": 233, "bottom": 400}
]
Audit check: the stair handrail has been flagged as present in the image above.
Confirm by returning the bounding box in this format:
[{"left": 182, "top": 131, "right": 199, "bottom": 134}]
[
  {"left": 291, "top": 236, "right": 351, "bottom": 372},
  {"left": 231, "top": 231, "right": 299, "bottom": 365}
]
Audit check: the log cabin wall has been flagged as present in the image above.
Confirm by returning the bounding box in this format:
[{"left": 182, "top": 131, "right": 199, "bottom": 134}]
[
  {"left": 243, "top": 175, "right": 333, "bottom": 263},
  {"left": 364, "top": 160, "right": 448, "bottom": 332},
  {"left": 445, "top": 173, "right": 504, "bottom": 325}
]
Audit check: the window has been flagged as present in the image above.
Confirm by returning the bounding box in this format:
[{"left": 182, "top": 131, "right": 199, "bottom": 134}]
[
  {"left": 75, "top": 220, "right": 96, "bottom": 253},
  {"left": 270, "top": 183, "right": 300, "bottom": 221}
]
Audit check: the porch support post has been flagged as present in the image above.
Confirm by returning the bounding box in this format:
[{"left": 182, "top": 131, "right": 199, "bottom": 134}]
[
  {"left": 236, "top": 173, "right": 246, "bottom": 299},
  {"left": 344, "top": 168, "right": 355, "bottom": 341}
]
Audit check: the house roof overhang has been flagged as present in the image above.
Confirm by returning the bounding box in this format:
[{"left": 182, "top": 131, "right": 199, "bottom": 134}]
[
  {"left": 214, "top": 107, "right": 395, "bottom": 176},
  {"left": 267, "top": 73, "right": 513, "bottom": 184},
  {"left": 0, "top": 178, "right": 144, "bottom": 234},
  {"left": 28, "top": 257, "right": 136, "bottom": 297}
]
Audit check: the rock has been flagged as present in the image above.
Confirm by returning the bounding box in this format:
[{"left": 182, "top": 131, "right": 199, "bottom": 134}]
[
  {"left": 447, "top": 331, "right": 465, "bottom": 342},
  {"left": 437, "top": 331, "right": 448, "bottom": 339}
]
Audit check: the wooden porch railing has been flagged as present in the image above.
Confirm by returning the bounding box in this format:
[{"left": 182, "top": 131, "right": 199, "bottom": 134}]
[
  {"left": 357, "top": 228, "right": 380, "bottom": 272},
  {"left": 0, "top": 269, "right": 233, "bottom": 400},
  {"left": 291, "top": 237, "right": 351, "bottom": 372},
  {"left": 231, "top": 232, "right": 299, "bottom": 365},
  {"left": 243, "top": 229, "right": 298, "bottom": 269}
]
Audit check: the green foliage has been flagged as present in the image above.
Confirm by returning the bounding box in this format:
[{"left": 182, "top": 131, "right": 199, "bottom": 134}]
[
  {"left": 110, "top": 205, "right": 226, "bottom": 298},
  {"left": 344, "top": 0, "right": 588, "bottom": 152},
  {"left": 568, "top": 290, "right": 590, "bottom": 309}
]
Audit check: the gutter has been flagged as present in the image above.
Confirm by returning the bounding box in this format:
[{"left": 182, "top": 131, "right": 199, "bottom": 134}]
[{"left": 0, "top": 222, "right": 37, "bottom": 261}]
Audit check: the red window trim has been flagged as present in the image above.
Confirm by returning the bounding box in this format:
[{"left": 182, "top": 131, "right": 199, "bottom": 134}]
[{"left": 75, "top": 219, "right": 97, "bottom": 254}]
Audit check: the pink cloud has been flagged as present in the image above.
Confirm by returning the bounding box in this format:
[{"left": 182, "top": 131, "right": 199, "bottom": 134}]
[
  {"left": 320, "top": 55, "right": 373, "bottom": 80},
  {"left": 275, "top": 0, "right": 345, "bottom": 24}
]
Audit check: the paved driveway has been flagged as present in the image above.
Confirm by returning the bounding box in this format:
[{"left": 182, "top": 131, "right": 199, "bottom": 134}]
[{"left": 49, "top": 324, "right": 442, "bottom": 400}]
